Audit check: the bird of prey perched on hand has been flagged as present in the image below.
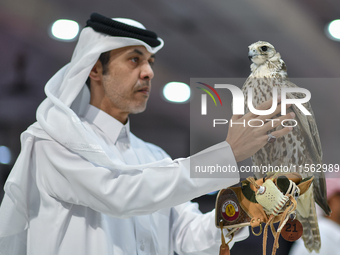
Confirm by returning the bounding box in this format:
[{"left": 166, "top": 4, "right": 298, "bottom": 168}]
[{"left": 242, "top": 41, "right": 330, "bottom": 253}]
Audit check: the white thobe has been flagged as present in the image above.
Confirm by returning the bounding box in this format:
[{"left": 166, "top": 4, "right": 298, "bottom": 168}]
[
  {"left": 289, "top": 217, "right": 340, "bottom": 255},
  {"left": 10, "top": 105, "right": 248, "bottom": 255}
]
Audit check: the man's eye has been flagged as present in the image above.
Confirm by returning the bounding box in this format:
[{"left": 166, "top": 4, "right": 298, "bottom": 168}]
[
  {"left": 149, "top": 60, "right": 155, "bottom": 66},
  {"left": 131, "top": 57, "right": 139, "bottom": 63}
]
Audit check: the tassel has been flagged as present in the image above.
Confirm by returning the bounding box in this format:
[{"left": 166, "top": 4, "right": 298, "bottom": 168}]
[{"left": 219, "top": 221, "right": 232, "bottom": 255}]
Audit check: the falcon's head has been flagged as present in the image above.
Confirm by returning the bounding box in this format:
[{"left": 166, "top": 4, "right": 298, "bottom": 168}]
[{"left": 248, "top": 41, "right": 277, "bottom": 65}]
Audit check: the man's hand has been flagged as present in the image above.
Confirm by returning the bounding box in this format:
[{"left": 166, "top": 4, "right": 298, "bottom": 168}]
[{"left": 226, "top": 99, "right": 295, "bottom": 162}]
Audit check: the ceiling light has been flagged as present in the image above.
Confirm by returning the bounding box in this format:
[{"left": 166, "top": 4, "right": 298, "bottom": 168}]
[
  {"left": 51, "top": 19, "right": 79, "bottom": 41},
  {"left": 326, "top": 19, "right": 340, "bottom": 41},
  {"left": 0, "top": 146, "right": 11, "bottom": 165},
  {"left": 163, "top": 82, "right": 191, "bottom": 103}
]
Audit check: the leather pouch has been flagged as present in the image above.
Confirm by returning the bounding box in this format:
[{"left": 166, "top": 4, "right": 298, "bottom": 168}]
[{"left": 215, "top": 173, "right": 314, "bottom": 229}]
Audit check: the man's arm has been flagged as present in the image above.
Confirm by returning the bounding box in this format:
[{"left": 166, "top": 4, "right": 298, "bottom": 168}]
[
  {"left": 35, "top": 139, "right": 239, "bottom": 218},
  {"left": 35, "top": 99, "right": 293, "bottom": 218}
]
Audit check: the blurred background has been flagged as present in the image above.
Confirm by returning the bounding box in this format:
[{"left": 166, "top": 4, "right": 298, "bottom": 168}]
[{"left": 1, "top": 0, "right": 340, "bottom": 254}]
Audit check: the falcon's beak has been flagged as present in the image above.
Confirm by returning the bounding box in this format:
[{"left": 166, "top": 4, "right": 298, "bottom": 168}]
[{"left": 248, "top": 51, "right": 257, "bottom": 61}]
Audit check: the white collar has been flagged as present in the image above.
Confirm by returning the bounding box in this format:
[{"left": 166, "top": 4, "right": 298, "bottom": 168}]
[{"left": 83, "top": 104, "right": 131, "bottom": 145}]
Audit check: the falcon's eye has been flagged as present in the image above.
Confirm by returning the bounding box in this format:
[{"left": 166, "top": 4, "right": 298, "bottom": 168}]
[{"left": 261, "top": 46, "right": 268, "bottom": 52}]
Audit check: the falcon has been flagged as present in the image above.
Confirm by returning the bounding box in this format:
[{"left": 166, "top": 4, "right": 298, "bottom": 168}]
[{"left": 242, "top": 41, "right": 330, "bottom": 252}]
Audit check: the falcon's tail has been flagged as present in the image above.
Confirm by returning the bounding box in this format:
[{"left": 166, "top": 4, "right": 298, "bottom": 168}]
[{"left": 297, "top": 193, "right": 321, "bottom": 253}]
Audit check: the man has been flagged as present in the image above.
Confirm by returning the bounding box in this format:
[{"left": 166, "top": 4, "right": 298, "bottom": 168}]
[{"left": 0, "top": 13, "right": 293, "bottom": 254}]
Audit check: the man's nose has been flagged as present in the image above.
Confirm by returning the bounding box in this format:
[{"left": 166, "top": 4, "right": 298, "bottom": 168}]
[{"left": 140, "top": 63, "right": 154, "bottom": 81}]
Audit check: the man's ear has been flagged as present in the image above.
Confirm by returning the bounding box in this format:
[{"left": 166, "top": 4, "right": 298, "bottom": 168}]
[{"left": 89, "top": 60, "right": 103, "bottom": 82}]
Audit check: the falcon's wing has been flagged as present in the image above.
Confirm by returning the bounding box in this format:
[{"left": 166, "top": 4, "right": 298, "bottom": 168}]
[
  {"left": 283, "top": 80, "right": 322, "bottom": 162},
  {"left": 283, "top": 79, "right": 330, "bottom": 215}
]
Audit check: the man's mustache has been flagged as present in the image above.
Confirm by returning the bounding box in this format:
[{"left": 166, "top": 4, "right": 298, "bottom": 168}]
[{"left": 135, "top": 82, "right": 151, "bottom": 91}]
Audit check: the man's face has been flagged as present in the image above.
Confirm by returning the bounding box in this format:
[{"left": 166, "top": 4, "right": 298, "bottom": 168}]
[{"left": 100, "top": 45, "right": 155, "bottom": 115}]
